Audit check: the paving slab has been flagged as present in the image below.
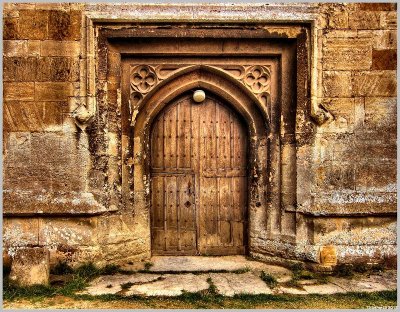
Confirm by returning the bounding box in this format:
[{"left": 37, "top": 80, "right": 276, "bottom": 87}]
[
  {"left": 126, "top": 273, "right": 210, "bottom": 296},
  {"left": 81, "top": 273, "right": 162, "bottom": 296},
  {"left": 149, "top": 255, "right": 291, "bottom": 277},
  {"left": 275, "top": 286, "right": 308, "bottom": 295},
  {"left": 302, "top": 283, "right": 347, "bottom": 294},
  {"left": 209, "top": 272, "right": 272, "bottom": 296}
]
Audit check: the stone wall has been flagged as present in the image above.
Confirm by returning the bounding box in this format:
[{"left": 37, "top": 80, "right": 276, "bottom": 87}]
[{"left": 2, "top": 3, "right": 397, "bottom": 268}]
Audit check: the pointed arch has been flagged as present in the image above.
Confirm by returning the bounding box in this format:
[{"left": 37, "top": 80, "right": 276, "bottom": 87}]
[{"left": 133, "top": 65, "right": 269, "bottom": 139}]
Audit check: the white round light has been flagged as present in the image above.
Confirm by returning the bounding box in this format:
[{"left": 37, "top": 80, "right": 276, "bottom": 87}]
[{"left": 193, "top": 90, "right": 206, "bottom": 103}]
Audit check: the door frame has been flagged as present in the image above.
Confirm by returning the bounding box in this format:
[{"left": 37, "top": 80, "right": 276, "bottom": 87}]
[
  {"left": 94, "top": 23, "right": 314, "bottom": 259},
  {"left": 125, "top": 65, "right": 269, "bottom": 256}
]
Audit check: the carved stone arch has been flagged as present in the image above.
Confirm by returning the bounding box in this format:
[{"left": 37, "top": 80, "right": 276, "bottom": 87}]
[
  {"left": 130, "top": 66, "right": 270, "bottom": 254},
  {"left": 132, "top": 65, "right": 269, "bottom": 139}
]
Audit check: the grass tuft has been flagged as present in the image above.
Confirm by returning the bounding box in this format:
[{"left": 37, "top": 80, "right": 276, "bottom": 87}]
[
  {"left": 120, "top": 282, "right": 134, "bottom": 290},
  {"left": 50, "top": 260, "right": 74, "bottom": 275},
  {"left": 334, "top": 264, "right": 354, "bottom": 278},
  {"left": 101, "top": 264, "right": 121, "bottom": 275},
  {"left": 232, "top": 266, "right": 250, "bottom": 274},
  {"left": 206, "top": 277, "right": 218, "bottom": 295},
  {"left": 260, "top": 271, "right": 278, "bottom": 289},
  {"left": 74, "top": 262, "right": 100, "bottom": 279},
  {"left": 144, "top": 262, "right": 154, "bottom": 271}
]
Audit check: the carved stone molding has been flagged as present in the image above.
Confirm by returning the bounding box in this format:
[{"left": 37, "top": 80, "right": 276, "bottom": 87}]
[
  {"left": 77, "top": 6, "right": 332, "bottom": 129},
  {"left": 129, "top": 64, "right": 272, "bottom": 124}
]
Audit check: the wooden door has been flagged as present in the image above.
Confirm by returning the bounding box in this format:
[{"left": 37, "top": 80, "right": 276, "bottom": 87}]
[{"left": 150, "top": 93, "right": 248, "bottom": 255}]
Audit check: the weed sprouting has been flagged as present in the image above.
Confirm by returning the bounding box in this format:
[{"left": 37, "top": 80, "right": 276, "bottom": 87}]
[
  {"left": 233, "top": 266, "right": 250, "bottom": 274},
  {"left": 120, "top": 282, "right": 134, "bottom": 290},
  {"left": 354, "top": 263, "right": 369, "bottom": 274},
  {"left": 206, "top": 277, "right": 218, "bottom": 295},
  {"left": 101, "top": 264, "right": 120, "bottom": 275},
  {"left": 334, "top": 264, "right": 354, "bottom": 278},
  {"left": 260, "top": 271, "right": 278, "bottom": 289},
  {"left": 144, "top": 262, "right": 154, "bottom": 271},
  {"left": 371, "top": 263, "right": 385, "bottom": 273},
  {"left": 74, "top": 262, "right": 100, "bottom": 279},
  {"left": 289, "top": 262, "right": 304, "bottom": 276},
  {"left": 50, "top": 260, "right": 74, "bottom": 275}
]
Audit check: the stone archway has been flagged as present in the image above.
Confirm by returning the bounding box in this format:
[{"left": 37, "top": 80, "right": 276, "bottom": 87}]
[{"left": 129, "top": 66, "right": 269, "bottom": 256}]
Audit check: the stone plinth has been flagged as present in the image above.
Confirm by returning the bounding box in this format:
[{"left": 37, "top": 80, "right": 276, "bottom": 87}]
[{"left": 9, "top": 247, "right": 50, "bottom": 286}]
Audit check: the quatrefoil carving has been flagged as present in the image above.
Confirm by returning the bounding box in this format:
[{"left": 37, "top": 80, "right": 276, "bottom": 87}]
[
  {"left": 243, "top": 66, "right": 271, "bottom": 94},
  {"left": 131, "top": 65, "right": 158, "bottom": 94}
]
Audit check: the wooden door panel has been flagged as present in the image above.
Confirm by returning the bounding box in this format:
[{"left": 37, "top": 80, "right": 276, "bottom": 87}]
[
  {"left": 151, "top": 93, "right": 247, "bottom": 255},
  {"left": 150, "top": 174, "right": 196, "bottom": 254}
]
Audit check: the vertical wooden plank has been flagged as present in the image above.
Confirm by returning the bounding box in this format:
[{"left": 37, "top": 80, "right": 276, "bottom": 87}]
[
  {"left": 151, "top": 176, "right": 164, "bottom": 228},
  {"left": 204, "top": 98, "right": 216, "bottom": 170},
  {"left": 164, "top": 106, "right": 177, "bottom": 169},
  {"left": 177, "top": 99, "right": 191, "bottom": 169},
  {"left": 179, "top": 175, "right": 196, "bottom": 250},
  {"left": 151, "top": 114, "right": 163, "bottom": 169},
  {"left": 219, "top": 177, "right": 231, "bottom": 245},
  {"left": 151, "top": 176, "right": 165, "bottom": 251},
  {"left": 219, "top": 106, "right": 231, "bottom": 170},
  {"left": 176, "top": 174, "right": 181, "bottom": 251},
  {"left": 165, "top": 175, "right": 178, "bottom": 250}
]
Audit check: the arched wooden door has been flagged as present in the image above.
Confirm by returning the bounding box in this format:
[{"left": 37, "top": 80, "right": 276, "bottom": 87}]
[{"left": 150, "top": 92, "right": 248, "bottom": 255}]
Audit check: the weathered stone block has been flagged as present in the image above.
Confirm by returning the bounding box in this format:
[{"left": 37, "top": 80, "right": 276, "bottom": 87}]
[
  {"left": 323, "top": 37, "right": 372, "bottom": 70},
  {"left": 3, "top": 40, "right": 41, "bottom": 57},
  {"left": 373, "top": 30, "right": 397, "bottom": 49},
  {"left": 9, "top": 247, "right": 50, "bottom": 286},
  {"left": 3, "top": 3, "right": 36, "bottom": 10},
  {"left": 355, "top": 164, "right": 396, "bottom": 192},
  {"left": 319, "top": 246, "right": 337, "bottom": 266},
  {"left": 3, "top": 16, "right": 19, "bottom": 40},
  {"left": 3, "top": 101, "right": 64, "bottom": 132},
  {"left": 327, "top": 11, "right": 348, "bottom": 29},
  {"left": 3, "top": 57, "right": 38, "bottom": 81},
  {"left": 322, "top": 71, "right": 352, "bottom": 97},
  {"left": 352, "top": 71, "right": 396, "bottom": 97},
  {"left": 3, "top": 218, "right": 39, "bottom": 247},
  {"left": 3, "top": 82, "right": 35, "bottom": 101},
  {"left": 349, "top": 11, "right": 380, "bottom": 29},
  {"left": 40, "top": 40, "right": 81, "bottom": 57},
  {"left": 355, "top": 139, "right": 396, "bottom": 162},
  {"left": 315, "top": 164, "right": 355, "bottom": 191},
  {"left": 356, "top": 3, "right": 397, "bottom": 11},
  {"left": 372, "top": 49, "right": 397, "bottom": 70},
  {"left": 3, "top": 164, "right": 53, "bottom": 191},
  {"left": 35, "top": 82, "right": 74, "bottom": 101},
  {"left": 18, "top": 10, "right": 48, "bottom": 40},
  {"left": 364, "top": 97, "right": 397, "bottom": 130},
  {"left": 324, "top": 29, "right": 358, "bottom": 39},
  {"left": 36, "top": 57, "right": 79, "bottom": 82},
  {"left": 48, "top": 10, "right": 82, "bottom": 41},
  {"left": 38, "top": 218, "right": 98, "bottom": 247},
  {"left": 318, "top": 98, "right": 355, "bottom": 133},
  {"left": 380, "top": 11, "right": 397, "bottom": 29}
]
